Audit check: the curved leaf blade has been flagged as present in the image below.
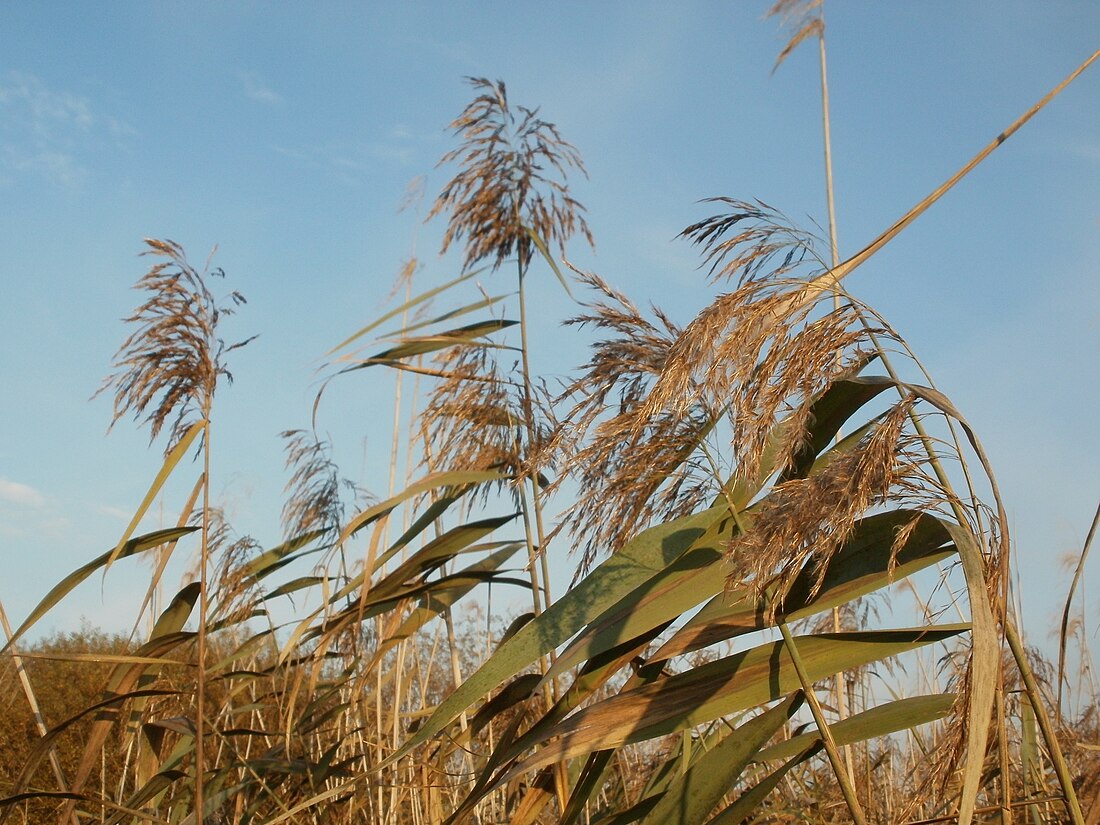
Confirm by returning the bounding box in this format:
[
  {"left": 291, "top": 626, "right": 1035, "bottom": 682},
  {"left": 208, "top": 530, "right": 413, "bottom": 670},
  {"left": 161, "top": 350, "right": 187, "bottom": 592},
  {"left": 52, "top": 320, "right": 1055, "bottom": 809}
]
[
  {"left": 2, "top": 526, "right": 198, "bottom": 651},
  {"left": 386, "top": 504, "right": 730, "bottom": 763},
  {"left": 640, "top": 691, "right": 803, "bottom": 825},
  {"left": 507, "top": 625, "right": 966, "bottom": 777}
]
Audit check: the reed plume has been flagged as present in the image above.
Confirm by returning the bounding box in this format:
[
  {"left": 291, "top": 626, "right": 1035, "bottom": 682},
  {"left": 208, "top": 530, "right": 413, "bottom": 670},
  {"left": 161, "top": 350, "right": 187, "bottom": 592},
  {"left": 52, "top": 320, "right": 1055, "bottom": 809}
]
[
  {"left": 281, "top": 429, "right": 363, "bottom": 543},
  {"left": 558, "top": 266, "right": 717, "bottom": 569},
  {"left": 96, "top": 238, "right": 252, "bottom": 821},
  {"left": 559, "top": 203, "right": 879, "bottom": 568},
  {"left": 429, "top": 77, "right": 592, "bottom": 271},
  {"left": 767, "top": 0, "right": 824, "bottom": 71},
  {"left": 725, "top": 397, "right": 929, "bottom": 605},
  {"left": 98, "top": 239, "right": 253, "bottom": 451}
]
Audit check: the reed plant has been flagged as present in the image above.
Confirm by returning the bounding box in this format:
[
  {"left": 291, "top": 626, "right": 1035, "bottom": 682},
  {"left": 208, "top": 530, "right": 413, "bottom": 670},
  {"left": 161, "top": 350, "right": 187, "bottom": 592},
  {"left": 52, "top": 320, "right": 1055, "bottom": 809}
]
[{"left": 1, "top": 27, "right": 1098, "bottom": 825}]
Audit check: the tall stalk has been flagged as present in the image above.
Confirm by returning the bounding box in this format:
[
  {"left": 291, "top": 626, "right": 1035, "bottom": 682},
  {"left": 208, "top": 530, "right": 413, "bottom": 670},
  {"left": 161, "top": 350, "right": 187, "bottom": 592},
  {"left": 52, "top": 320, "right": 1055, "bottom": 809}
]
[
  {"left": 516, "top": 259, "right": 553, "bottom": 615},
  {"left": 771, "top": 0, "right": 858, "bottom": 788},
  {"left": 98, "top": 239, "right": 251, "bottom": 821},
  {"left": 195, "top": 420, "right": 210, "bottom": 819},
  {"left": 815, "top": 6, "right": 859, "bottom": 787},
  {"left": 429, "top": 76, "right": 592, "bottom": 619}
]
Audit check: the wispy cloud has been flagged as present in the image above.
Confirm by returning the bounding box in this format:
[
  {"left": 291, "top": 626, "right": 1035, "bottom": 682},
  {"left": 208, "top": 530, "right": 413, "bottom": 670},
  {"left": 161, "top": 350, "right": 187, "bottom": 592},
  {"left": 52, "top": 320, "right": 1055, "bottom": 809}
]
[
  {"left": 0, "top": 71, "right": 134, "bottom": 187},
  {"left": 0, "top": 477, "right": 45, "bottom": 507},
  {"left": 273, "top": 138, "right": 419, "bottom": 184},
  {"left": 97, "top": 505, "right": 133, "bottom": 521},
  {"left": 239, "top": 70, "right": 282, "bottom": 105}
]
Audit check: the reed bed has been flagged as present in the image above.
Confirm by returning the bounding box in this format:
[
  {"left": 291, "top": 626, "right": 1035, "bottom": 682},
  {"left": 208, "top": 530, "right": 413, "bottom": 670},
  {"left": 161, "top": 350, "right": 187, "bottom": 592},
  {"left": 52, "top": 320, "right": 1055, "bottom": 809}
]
[{"left": 2, "top": 21, "right": 1099, "bottom": 825}]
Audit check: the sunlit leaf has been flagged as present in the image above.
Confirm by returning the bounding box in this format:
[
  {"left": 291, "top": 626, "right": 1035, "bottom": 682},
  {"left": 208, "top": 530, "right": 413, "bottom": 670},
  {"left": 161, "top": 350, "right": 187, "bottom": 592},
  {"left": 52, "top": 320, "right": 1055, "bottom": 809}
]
[
  {"left": 506, "top": 625, "right": 966, "bottom": 777},
  {"left": 3, "top": 526, "right": 197, "bottom": 651},
  {"left": 386, "top": 504, "right": 730, "bottom": 763}
]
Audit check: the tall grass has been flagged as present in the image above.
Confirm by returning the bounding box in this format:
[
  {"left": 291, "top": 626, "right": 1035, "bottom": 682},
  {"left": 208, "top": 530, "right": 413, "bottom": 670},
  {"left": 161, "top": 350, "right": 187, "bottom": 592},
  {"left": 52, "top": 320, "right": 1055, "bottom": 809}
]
[{"left": 2, "top": 34, "right": 1099, "bottom": 825}]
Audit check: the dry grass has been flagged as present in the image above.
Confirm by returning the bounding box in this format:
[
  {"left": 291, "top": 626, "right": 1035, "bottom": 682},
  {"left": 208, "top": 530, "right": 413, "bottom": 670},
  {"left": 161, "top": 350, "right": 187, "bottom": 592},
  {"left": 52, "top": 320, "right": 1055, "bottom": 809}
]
[
  {"left": 725, "top": 398, "right": 922, "bottom": 604},
  {"left": 98, "top": 239, "right": 253, "bottom": 451},
  {"left": 429, "top": 77, "right": 593, "bottom": 272},
  {"left": 6, "top": 45, "right": 1099, "bottom": 825}
]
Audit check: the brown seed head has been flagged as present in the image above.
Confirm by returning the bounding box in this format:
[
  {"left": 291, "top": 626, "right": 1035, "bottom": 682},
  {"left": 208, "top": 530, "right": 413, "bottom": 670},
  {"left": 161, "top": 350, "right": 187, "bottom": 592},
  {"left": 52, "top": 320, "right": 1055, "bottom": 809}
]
[
  {"left": 429, "top": 77, "right": 593, "bottom": 272},
  {"left": 98, "top": 239, "right": 254, "bottom": 454}
]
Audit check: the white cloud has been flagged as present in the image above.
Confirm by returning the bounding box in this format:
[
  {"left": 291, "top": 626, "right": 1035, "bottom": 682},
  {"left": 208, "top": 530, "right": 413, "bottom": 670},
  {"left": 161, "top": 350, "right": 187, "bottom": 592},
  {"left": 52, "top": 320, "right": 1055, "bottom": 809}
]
[
  {"left": 0, "top": 72, "right": 94, "bottom": 133},
  {"left": 0, "top": 71, "right": 133, "bottom": 186},
  {"left": 97, "top": 505, "right": 133, "bottom": 521},
  {"left": 239, "top": 71, "right": 282, "bottom": 105},
  {"left": 0, "top": 477, "right": 46, "bottom": 507},
  {"left": 2, "top": 145, "right": 83, "bottom": 186}
]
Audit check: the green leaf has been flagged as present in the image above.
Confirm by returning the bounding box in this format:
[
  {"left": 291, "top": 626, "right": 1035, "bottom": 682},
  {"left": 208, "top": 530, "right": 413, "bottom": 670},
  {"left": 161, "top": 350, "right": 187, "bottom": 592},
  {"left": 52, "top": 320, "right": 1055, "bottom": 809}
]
[
  {"left": 378, "top": 542, "right": 525, "bottom": 653},
  {"left": 241, "top": 530, "right": 325, "bottom": 584},
  {"left": 337, "top": 469, "right": 508, "bottom": 547},
  {"left": 780, "top": 374, "right": 892, "bottom": 481},
  {"left": 150, "top": 581, "right": 201, "bottom": 639},
  {"left": 365, "top": 514, "right": 519, "bottom": 601},
  {"left": 539, "top": 506, "right": 731, "bottom": 689},
  {"left": 338, "top": 319, "right": 517, "bottom": 368},
  {"left": 466, "top": 673, "right": 542, "bottom": 741},
  {"left": 2, "top": 526, "right": 197, "bottom": 651},
  {"left": 649, "top": 510, "right": 954, "bottom": 663},
  {"left": 377, "top": 490, "right": 469, "bottom": 569},
  {"left": 325, "top": 267, "right": 487, "bottom": 356},
  {"left": 561, "top": 751, "right": 630, "bottom": 825},
  {"left": 386, "top": 504, "right": 730, "bottom": 764},
  {"left": 753, "top": 693, "right": 955, "bottom": 763},
  {"left": 377, "top": 292, "right": 513, "bottom": 340},
  {"left": 640, "top": 692, "right": 804, "bottom": 824},
  {"left": 262, "top": 575, "right": 327, "bottom": 600},
  {"left": 104, "top": 771, "right": 188, "bottom": 825},
  {"left": 505, "top": 625, "right": 966, "bottom": 777},
  {"left": 312, "top": 568, "right": 528, "bottom": 640},
  {"left": 544, "top": 534, "right": 729, "bottom": 681},
  {"left": 107, "top": 420, "right": 205, "bottom": 569},
  {"left": 706, "top": 744, "right": 821, "bottom": 825}
]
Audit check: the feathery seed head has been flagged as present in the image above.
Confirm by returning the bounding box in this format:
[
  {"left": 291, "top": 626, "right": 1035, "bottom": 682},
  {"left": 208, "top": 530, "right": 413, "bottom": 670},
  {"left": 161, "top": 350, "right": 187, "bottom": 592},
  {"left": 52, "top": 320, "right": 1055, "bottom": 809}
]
[
  {"left": 281, "top": 429, "right": 364, "bottom": 543},
  {"left": 98, "top": 239, "right": 254, "bottom": 454},
  {"left": 429, "top": 77, "right": 593, "bottom": 272}
]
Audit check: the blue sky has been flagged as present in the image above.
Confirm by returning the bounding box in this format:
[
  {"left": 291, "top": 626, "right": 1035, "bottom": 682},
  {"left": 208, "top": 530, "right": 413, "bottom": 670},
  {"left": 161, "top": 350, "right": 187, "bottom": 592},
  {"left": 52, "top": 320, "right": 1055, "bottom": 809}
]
[{"left": 1, "top": 3, "right": 1097, "bottom": 672}]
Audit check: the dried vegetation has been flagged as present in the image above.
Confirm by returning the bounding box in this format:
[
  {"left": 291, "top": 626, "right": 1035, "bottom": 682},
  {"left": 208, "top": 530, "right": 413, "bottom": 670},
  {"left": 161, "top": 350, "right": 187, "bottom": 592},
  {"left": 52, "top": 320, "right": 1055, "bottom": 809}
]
[{"left": 3, "top": 19, "right": 1099, "bottom": 825}]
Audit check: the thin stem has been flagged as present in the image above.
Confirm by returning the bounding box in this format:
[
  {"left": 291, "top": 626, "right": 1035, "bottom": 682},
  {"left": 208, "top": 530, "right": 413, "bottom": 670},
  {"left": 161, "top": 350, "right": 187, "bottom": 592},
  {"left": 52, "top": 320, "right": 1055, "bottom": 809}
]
[
  {"left": 516, "top": 258, "right": 554, "bottom": 613},
  {"left": 1057, "top": 498, "right": 1100, "bottom": 717},
  {"left": 819, "top": 26, "right": 840, "bottom": 273},
  {"left": 777, "top": 619, "right": 868, "bottom": 825},
  {"left": 513, "top": 423, "right": 544, "bottom": 618},
  {"left": 515, "top": 254, "right": 570, "bottom": 812},
  {"left": 195, "top": 419, "right": 210, "bottom": 821},
  {"left": 816, "top": 5, "right": 857, "bottom": 783}
]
